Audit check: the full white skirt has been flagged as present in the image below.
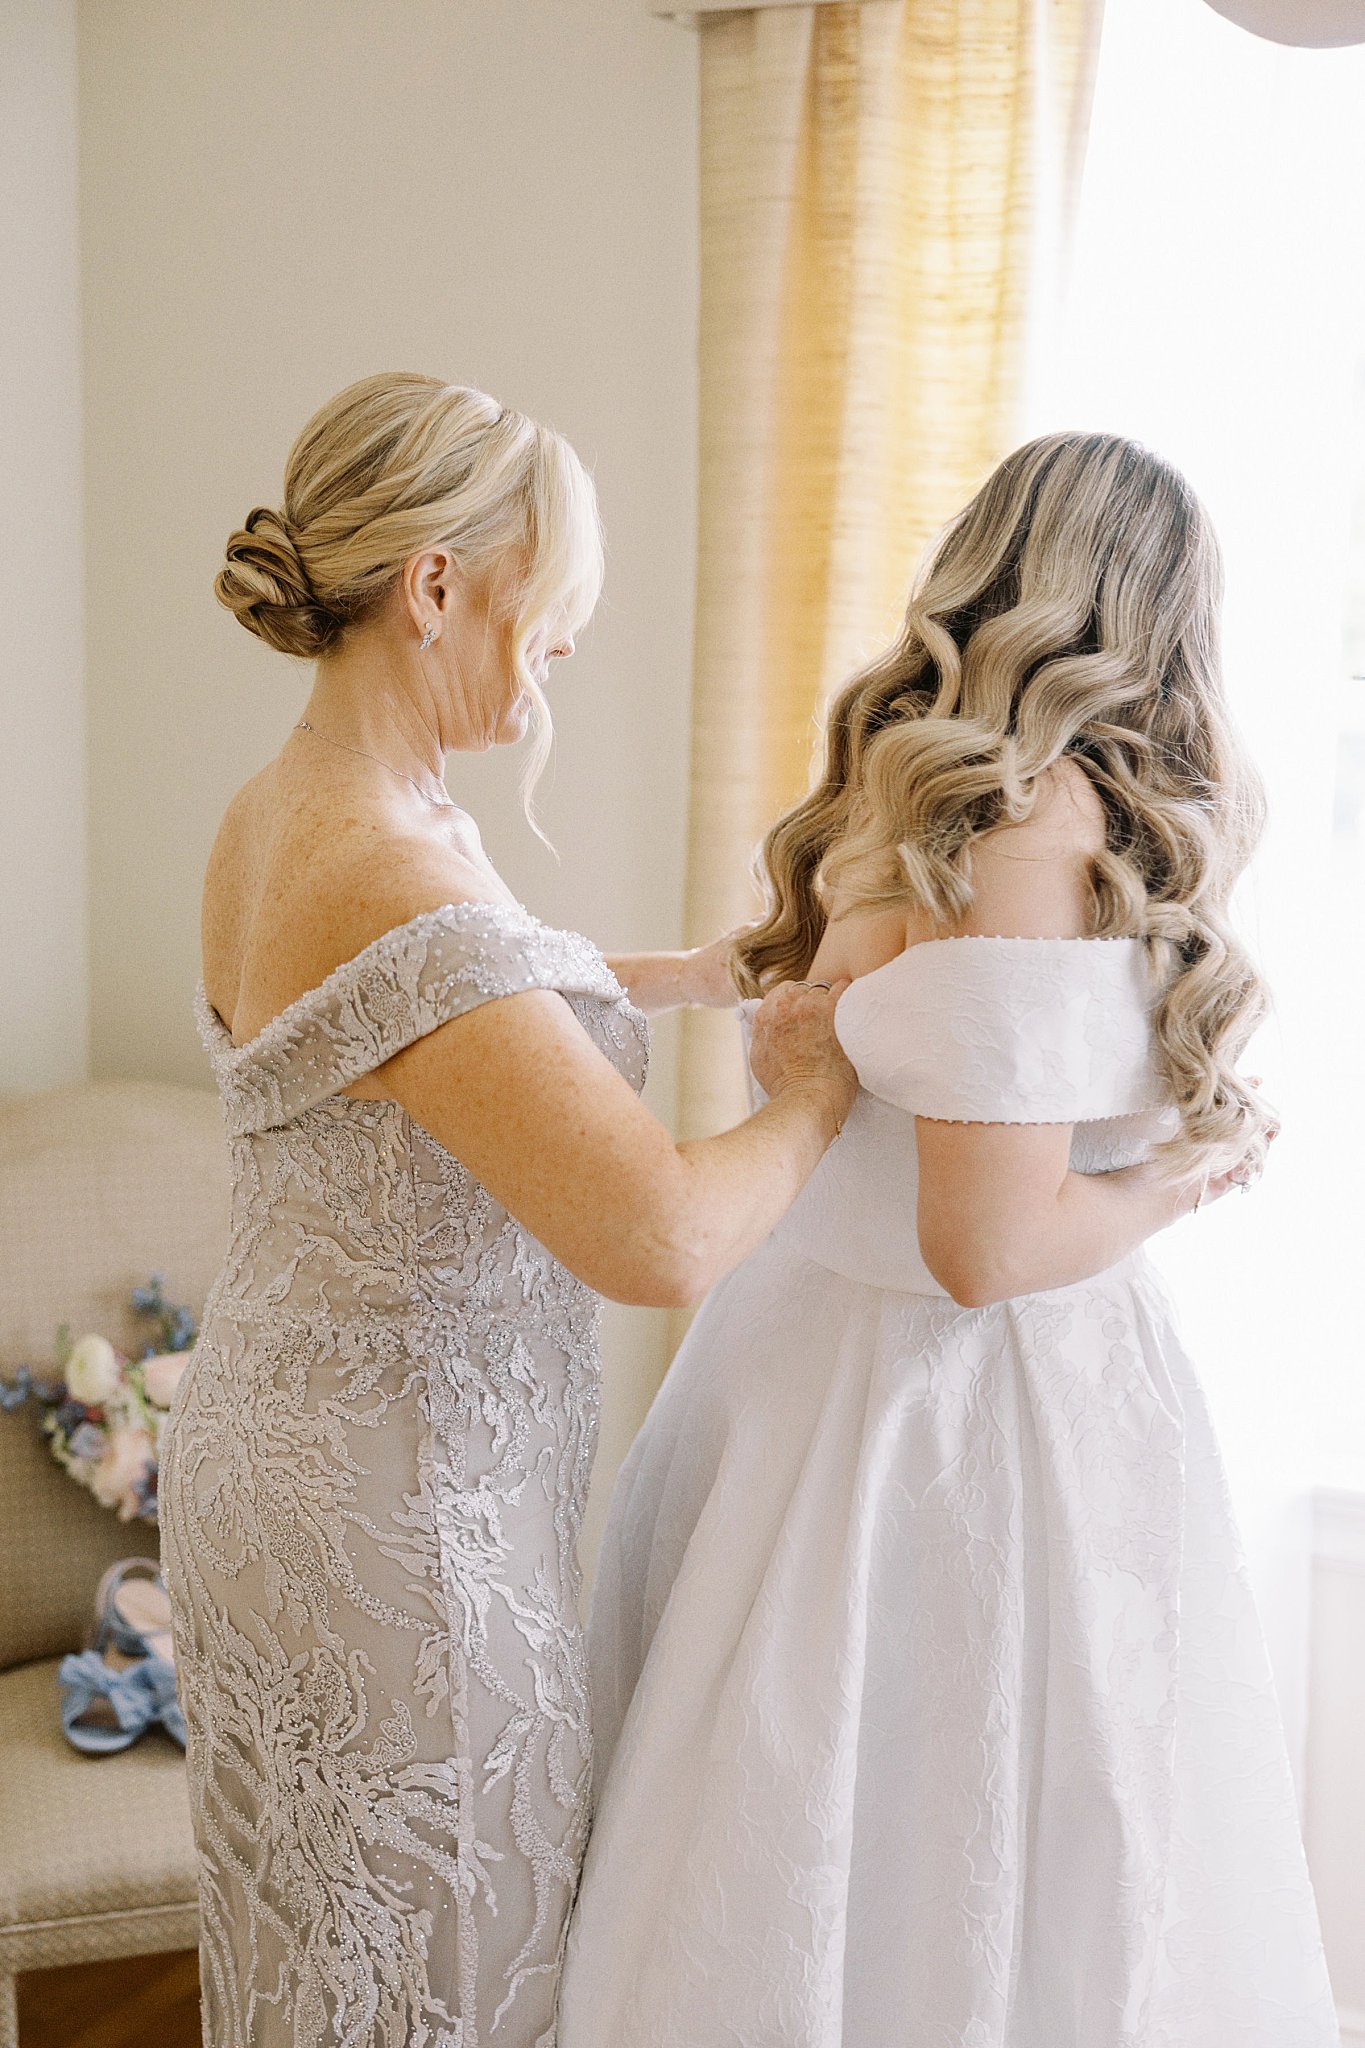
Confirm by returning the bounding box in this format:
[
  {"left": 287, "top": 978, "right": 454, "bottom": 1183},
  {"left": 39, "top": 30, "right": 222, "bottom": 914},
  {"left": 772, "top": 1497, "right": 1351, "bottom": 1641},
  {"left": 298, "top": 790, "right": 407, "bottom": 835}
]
[{"left": 558, "top": 1238, "right": 1336, "bottom": 2048}]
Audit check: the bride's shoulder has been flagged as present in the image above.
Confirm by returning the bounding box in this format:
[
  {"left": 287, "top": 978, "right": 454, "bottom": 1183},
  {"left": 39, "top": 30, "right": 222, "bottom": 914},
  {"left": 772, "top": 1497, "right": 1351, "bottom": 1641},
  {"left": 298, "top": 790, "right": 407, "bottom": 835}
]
[
  {"left": 952, "top": 761, "right": 1107, "bottom": 942},
  {"left": 978, "top": 759, "right": 1106, "bottom": 860}
]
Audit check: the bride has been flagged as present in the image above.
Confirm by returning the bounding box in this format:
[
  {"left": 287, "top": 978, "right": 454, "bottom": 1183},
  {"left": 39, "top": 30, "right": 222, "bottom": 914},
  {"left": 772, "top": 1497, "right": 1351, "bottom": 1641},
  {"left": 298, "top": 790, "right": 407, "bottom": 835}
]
[{"left": 559, "top": 432, "right": 1337, "bottom": 2046}]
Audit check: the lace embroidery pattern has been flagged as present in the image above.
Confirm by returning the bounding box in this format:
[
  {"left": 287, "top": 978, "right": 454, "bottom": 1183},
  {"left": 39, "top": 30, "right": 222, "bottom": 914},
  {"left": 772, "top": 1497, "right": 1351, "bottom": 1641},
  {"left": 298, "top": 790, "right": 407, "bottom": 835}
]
[{"left": 160, "top": 903, "right": 648, "bottom": 2048}]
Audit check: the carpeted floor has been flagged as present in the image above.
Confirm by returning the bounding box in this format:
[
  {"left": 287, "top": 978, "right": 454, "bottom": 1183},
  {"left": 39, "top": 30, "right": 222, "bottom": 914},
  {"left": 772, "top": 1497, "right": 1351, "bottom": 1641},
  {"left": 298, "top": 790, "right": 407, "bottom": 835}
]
[{"left": 17, "top": 1949, "right": 200, "bottom": 2048}]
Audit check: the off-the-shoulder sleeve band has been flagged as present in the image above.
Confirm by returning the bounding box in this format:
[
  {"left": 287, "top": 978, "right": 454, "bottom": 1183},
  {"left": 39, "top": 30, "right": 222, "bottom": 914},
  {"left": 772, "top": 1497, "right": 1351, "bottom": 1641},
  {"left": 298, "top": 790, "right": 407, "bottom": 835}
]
[
  {"left": 197, "top": 904, "right": 641, "bottom": 1136},
  {"left": 833, "top": 937, "right": 1170, "bottom": 1126}
]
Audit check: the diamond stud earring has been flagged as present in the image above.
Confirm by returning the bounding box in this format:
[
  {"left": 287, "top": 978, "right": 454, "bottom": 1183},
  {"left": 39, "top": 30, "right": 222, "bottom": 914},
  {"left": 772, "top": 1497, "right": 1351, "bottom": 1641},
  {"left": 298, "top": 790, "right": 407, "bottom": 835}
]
[{"left": 420, "top": 623, "right": 436, "bottom": 652}]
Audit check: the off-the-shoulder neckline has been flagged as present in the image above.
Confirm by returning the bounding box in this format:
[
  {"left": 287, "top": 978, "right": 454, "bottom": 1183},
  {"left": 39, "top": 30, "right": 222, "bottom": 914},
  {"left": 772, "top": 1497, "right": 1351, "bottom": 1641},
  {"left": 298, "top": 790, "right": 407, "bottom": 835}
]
[
  {"left": 196, "top": 899, "right": 615, "bottom": 1066},
  {"left": 734, "top": 934, "right": 1149, "bottom": 1014},
  {"left": 835, "top": 932, "right": 1146, "bottom": 995}
]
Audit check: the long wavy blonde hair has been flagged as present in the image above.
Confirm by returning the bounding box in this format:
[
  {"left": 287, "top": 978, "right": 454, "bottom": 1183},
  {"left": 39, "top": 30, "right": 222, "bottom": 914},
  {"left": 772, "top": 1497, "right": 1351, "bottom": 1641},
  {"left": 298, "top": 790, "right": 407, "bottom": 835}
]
[
  {"left": 215, "top": 372, "right": 603, "bottom": 813},
  {"left": 734, "top": 431, "right": 1271, "bottom": 1179}
]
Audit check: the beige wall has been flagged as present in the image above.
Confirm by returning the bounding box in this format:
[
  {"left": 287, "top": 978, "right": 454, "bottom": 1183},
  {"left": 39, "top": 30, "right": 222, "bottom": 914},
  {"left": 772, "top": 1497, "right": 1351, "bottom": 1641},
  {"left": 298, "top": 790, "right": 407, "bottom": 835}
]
[
  {"left": 76, "top": 0, "right": 699, "bottom": 1565},
  {"left": 1, "top": 0, "right": 87, "bottom": 1094}
]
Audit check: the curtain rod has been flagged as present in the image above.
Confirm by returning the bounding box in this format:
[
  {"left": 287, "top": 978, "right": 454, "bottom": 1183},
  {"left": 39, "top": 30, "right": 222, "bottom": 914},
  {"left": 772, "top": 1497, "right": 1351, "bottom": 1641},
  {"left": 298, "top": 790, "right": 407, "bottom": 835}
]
[
  {"left": 653, "top": 0, "right": 1365, "bottom": 37},
  {"left": 652, "top": 1, "right": 847, "bottom": 19}
]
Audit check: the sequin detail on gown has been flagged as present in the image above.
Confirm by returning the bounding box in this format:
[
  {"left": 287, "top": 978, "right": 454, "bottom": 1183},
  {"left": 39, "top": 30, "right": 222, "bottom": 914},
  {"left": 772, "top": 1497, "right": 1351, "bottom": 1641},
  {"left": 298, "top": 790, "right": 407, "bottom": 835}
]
[{"left": 160, "top": 902, "right": 648, "bottom": 2048}]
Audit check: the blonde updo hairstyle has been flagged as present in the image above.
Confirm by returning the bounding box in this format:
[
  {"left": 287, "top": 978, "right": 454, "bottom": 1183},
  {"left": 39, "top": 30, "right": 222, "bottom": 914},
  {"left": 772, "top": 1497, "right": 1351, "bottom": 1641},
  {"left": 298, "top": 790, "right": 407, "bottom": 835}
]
[
  {"left": 216, "top": 372, "right": 604, "bottom": 802},
  {"left": 734, "top": 430, "right": 1273, "bottom": 1184}
]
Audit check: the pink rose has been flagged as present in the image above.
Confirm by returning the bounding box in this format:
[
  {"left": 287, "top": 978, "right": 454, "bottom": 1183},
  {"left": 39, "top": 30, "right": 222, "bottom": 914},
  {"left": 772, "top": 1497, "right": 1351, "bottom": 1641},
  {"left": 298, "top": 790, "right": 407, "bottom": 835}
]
[
  {"left": 90, "top": 1423, "right": 155, "bottom": 1520},
  {"left": 141, "top": 1352, "right": 188, "bottom": 1409}
]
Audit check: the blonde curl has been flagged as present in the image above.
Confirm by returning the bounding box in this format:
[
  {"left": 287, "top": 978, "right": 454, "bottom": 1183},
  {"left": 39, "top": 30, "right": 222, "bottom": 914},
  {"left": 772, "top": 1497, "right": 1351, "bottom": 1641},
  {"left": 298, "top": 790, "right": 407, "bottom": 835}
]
[{"left": 734, "top": 432, "right": 1272, "bottom": 1182}]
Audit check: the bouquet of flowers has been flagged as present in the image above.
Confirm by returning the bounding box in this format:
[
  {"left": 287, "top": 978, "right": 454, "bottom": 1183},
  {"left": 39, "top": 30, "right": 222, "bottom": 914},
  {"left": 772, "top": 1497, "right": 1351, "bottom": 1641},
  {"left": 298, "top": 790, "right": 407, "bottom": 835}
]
[{"left": 0, "top": 1275, "right": 198, "bottom": 1524}]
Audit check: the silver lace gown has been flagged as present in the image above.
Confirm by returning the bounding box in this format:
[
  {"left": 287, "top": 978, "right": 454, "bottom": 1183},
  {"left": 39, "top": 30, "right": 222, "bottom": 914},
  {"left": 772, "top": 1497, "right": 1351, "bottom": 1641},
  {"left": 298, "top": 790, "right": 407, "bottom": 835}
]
[{"left": 159, "top": 903, "right": 648, "bottom": 2048}]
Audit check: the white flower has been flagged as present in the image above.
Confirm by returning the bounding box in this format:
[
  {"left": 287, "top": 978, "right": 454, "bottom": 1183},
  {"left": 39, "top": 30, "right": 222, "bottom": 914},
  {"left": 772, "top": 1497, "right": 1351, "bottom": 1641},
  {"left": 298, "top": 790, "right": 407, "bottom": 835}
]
[{"left": 65, "top": 1333, "right": 121, "bottom": 1406}]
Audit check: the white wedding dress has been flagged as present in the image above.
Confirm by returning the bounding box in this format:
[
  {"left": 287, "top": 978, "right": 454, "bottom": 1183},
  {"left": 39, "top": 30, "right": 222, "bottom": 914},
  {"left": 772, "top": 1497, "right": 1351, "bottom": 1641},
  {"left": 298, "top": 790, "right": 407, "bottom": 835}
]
[{"left": 558, "top": 937, "right": 1337, "bottom": 2048}]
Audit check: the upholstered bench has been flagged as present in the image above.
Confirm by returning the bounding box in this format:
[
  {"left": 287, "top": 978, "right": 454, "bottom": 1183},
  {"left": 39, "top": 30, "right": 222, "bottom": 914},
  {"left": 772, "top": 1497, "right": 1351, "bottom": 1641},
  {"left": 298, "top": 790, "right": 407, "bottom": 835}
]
[{"left": 0, "top": 1081, "right": 227, "bottom": 2047}]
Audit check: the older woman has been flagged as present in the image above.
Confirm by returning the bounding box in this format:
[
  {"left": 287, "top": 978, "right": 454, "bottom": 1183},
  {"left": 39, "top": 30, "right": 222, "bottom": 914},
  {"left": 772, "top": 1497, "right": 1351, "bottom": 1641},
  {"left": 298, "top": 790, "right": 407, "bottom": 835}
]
[{"left": 158, "top": 372, "right": 857, "bottom": 2048}]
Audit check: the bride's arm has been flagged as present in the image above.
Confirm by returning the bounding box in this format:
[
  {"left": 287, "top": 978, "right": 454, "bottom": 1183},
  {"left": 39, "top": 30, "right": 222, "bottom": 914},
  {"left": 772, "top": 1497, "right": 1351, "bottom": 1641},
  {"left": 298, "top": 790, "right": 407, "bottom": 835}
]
[
  {"left": 916, "top": 1123, "right": 1243, "bottom": 1308},
  {"left": 605, "top": 931, "right": 744, "bottom": 1016},
  {"left": 912, "top": 763, "right": 1263, "bottom": 1308}
]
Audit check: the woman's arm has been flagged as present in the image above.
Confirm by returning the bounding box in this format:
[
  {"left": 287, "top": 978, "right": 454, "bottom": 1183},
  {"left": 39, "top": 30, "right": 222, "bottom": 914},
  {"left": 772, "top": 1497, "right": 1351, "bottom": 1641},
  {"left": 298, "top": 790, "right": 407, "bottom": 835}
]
[
  {"left": 910, "top": 761, "right": 1257, "bottom": 1308},
  {"left": 605, "top": 932, "right": 742, "bottom": 1016},
  {"left": 370, "top": 977, "right": 851, "bottom": 1309},
  {"left": 258, "top": 850, "right": 853, "bottom": 1312},
  {"left": 916, "top": 1121, "right": 1226, "bottom": 1308}
]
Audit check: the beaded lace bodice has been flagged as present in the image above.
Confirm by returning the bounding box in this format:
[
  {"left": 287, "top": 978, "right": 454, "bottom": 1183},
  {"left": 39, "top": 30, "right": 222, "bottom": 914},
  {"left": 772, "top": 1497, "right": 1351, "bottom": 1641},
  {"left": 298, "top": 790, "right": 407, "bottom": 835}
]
[{"left": 159, "top": 901, "right": 648, "bottom": 2048}]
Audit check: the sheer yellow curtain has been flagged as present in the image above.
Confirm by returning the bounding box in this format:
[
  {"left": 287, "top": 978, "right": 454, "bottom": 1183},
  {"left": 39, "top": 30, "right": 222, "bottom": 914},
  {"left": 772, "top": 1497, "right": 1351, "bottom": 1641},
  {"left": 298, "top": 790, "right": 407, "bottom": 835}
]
[{"left": 679, "top": 0, "right": 1102, "bottom": 1139}]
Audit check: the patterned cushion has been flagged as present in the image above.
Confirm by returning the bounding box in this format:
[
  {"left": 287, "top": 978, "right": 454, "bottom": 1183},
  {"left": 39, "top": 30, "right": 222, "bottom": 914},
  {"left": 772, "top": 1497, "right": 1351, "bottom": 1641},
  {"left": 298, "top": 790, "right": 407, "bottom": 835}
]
[
  {"left": 0, "top": 1656, "right": 197, "bottom": 1972},
  {"left": 0, "top": 1081, "right": 228, "bottom": 1669}
]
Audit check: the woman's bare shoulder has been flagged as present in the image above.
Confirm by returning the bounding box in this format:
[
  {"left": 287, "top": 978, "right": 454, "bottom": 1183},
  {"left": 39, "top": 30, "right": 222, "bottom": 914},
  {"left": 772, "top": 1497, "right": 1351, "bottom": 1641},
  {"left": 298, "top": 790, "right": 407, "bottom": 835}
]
[
  {"left": 979, "top": 759, "right": 1107, "bottom": 862},
  {"left": 202, "top": 770, "right": 508, "bottom": 1042},
  {"left": 278, "top": 830, "right": 508, "bottom": 974},
  {"left": 950, "top": 760, "right": 1106, "bottom": 941}
]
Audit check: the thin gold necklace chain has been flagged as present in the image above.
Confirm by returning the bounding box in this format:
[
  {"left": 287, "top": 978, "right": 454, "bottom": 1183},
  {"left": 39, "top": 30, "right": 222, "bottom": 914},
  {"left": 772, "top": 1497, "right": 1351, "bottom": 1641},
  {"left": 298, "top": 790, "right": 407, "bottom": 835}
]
[{"left": 294, "top": 719, "right": 458, "bottom": 809}]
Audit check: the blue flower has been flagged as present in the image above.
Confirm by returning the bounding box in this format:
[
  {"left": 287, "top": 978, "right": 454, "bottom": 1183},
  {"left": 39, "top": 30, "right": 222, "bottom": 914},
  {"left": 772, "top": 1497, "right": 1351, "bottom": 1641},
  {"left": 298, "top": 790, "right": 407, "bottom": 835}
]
[
  {"left": 0, "top": 1367, "right": 61, "bottom": 1410},
  {"left": 130, "top": 1274, "right": 197, "bottom": 1354},
  {"left": 66, "top": 1421, "right": 107, "bottom": 1461},
  {"left": 130, "top": 1274, "right": 167, "bottom": 1313},
  {"left": 0, "top": 1369, "right": 34, "bottom": 1411}
]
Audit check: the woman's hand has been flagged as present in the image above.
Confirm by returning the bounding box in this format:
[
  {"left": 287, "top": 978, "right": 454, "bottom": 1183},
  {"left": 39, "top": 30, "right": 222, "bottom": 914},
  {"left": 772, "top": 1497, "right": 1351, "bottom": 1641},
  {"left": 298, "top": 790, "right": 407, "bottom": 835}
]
[
  {"left": 1173, "top": 1104, "right": 1281, "bottom": 1219},
  {"left": 749, "top": 979, "right": 858, "bottom": 1134}
]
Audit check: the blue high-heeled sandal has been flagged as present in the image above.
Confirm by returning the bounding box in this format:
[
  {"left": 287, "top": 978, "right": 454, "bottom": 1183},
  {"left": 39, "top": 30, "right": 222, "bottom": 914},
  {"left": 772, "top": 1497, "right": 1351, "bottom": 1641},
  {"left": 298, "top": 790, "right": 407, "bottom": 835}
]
[
  {"left": 59, "top": 1557, "right": 186, "bottom": 1753},
  {"left": 58, "top": 1647, "right": 182, "bottom": 1752}
]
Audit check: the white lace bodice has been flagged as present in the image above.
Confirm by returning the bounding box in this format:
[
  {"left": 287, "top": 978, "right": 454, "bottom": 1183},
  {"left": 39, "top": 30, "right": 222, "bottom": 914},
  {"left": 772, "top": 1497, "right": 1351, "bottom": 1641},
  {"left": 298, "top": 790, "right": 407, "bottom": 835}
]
[
  {"left": 754, "top": 936, "right": 1178, "bottom": 1293},
  {"left": 160, "top": 900, "right": 648, "bottom": 2048}
]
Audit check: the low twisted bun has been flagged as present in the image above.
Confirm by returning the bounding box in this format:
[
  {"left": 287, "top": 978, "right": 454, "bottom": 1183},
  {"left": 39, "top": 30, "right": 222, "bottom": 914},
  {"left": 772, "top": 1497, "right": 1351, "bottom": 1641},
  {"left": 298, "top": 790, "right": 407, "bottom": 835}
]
[
  {"left": 215, "top": 505, "right": 344, "bottom": 658},
  {"left": 213, "top": 375, "right": 603, "bottom": 819}
]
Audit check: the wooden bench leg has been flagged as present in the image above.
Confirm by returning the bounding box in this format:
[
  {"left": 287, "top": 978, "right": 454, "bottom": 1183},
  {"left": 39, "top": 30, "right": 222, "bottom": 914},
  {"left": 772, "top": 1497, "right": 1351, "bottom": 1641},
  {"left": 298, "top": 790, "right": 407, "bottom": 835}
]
[{"left": 0, "top": 1971, "right": 17, "bottom": 2048}]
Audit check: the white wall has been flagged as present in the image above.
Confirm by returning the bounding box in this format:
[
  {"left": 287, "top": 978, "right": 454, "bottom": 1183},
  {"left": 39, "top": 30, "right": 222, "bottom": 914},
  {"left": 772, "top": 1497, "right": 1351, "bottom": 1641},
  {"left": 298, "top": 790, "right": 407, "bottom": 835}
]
[
  {"left": 75, "top": 0, "right": 700, "bottom": 1568},
  {"left": 0, "top": 0, "right": 88, "bottom": 1095},
  {"left": 1307, "top": 1494, "right": 1365, "bottom": 2035}
]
